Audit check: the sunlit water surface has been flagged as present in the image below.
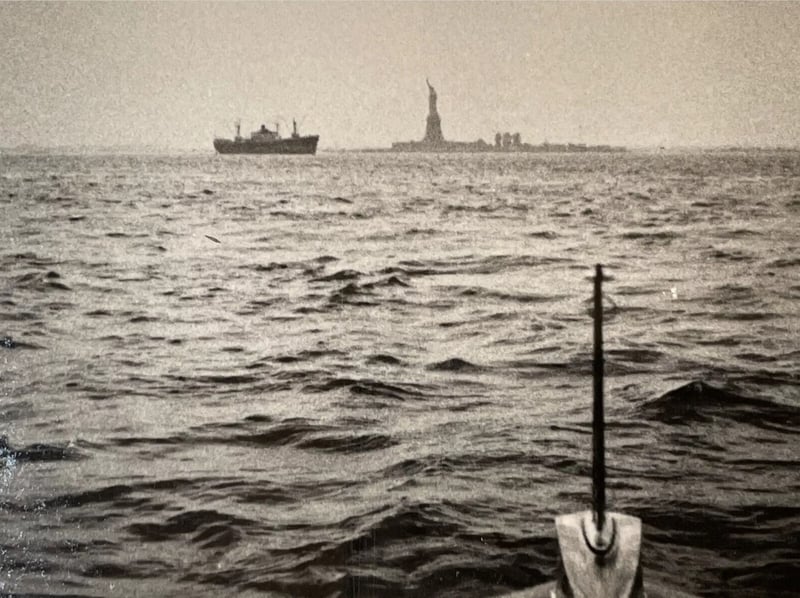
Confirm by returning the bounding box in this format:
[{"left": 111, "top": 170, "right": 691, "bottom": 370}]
[{"left": 1, "top": 150, "right": 798, "bottom": 597}]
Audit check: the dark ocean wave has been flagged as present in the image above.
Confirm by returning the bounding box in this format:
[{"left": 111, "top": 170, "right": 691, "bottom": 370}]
[
  {"left": 0, "top": 437, "right": 81, "bottom": 463},
  {"left": 304, "top": 377, "right": 431, "bottom": 401},
  {"left": 638, "top": 380, "right": 800, "bottom": 429},
  {"left": 451, "top": 285, "right": 558, "bottom": 304},
  {"left": 0, "top": 335, "right": 45, "bottom": 349},
  {"left": 427, "top": 358, "right": 486, "bottom": 373},
  {"left": 105, "top": 419, "right": 398, "bottom": 456}
]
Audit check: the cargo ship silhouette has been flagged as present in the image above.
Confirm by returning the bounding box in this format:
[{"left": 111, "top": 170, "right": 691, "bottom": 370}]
[{"left": 213, "top": 119, "right": 318, "bottom": 154}]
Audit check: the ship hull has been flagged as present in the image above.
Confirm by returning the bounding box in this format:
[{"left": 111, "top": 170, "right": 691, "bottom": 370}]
[{"left": 213, "top": 135, "right": 319, "bottom": 155}]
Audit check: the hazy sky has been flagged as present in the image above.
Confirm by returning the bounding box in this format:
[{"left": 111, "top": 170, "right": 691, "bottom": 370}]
[{"left": 2, "top": 2, "right": 799, "bottom": 150}]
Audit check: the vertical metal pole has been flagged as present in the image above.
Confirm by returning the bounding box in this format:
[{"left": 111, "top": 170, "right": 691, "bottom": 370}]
[{"left": 593, "top": 264, "right": 606, "bottom": 532}]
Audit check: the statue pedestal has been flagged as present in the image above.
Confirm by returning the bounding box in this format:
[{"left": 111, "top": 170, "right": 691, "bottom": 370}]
[{"left": 425, "top": 112, "right": 443, "bottom": 142}]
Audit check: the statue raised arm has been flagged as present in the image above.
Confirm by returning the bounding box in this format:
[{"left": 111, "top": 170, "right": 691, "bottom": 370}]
[{"left": 426, "top": 78, "right": 438, "bottom": 113}]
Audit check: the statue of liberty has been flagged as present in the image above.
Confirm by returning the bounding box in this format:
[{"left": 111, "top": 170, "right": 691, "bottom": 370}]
[{"left": 424, "top": 78, "right": 444, "bottom": 143}]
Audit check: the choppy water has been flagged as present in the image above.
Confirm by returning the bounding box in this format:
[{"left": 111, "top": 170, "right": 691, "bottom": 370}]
[{"left": 0, "top": 150, "right": 798, "bottom": 598}]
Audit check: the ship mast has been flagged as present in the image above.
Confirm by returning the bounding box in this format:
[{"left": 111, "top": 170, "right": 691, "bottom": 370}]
[
  {"left": 593, "top": 263, "right": 606, "bottom": 533},
  {"left": 551, "top": 264, "right": 645, "bottom": 598}
]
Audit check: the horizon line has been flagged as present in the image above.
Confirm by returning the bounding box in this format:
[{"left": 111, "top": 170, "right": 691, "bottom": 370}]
[{"left": 2, "top": 143, "right": 800, "bottom": 155}]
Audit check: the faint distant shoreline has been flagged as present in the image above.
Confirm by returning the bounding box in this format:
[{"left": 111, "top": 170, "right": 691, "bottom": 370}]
[{"left": 0, "top": 144, "right": 209, "bottom": 156}]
